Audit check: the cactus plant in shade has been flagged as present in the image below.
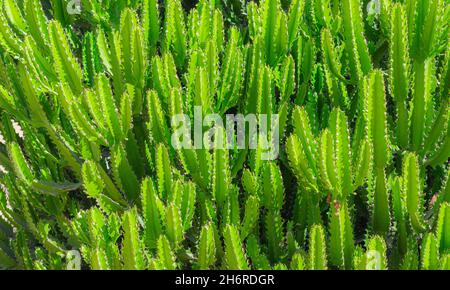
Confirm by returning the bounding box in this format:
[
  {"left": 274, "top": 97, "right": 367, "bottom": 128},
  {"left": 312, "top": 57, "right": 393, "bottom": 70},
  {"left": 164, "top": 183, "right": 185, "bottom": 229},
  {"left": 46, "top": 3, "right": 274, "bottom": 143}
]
[{"left": 0, "top": 0, "right": 448, "bottom": 270}]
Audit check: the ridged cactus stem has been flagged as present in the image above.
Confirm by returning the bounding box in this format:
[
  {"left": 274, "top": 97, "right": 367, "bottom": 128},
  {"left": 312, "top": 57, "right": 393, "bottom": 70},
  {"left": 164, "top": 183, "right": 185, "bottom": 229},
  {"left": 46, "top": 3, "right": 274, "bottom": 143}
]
[
  {"left": 411, "top": 59, "right": 426, "bottom": 151},
  {"left": 389, "top": 3, "right": 410, "bottom": 148},
  {"left": 373, "top": 167, "right": 390, "bottom": 234},
  {"left": 397, "top": 102, "right": 409, "bottom": 149}
]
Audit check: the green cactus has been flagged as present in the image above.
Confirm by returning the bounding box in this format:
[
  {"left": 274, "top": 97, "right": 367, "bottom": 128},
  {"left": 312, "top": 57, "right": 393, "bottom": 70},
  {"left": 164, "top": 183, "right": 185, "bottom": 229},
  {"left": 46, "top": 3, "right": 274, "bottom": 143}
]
[{"left": 0, "top": 0, "right": 447, "bottom": 271}]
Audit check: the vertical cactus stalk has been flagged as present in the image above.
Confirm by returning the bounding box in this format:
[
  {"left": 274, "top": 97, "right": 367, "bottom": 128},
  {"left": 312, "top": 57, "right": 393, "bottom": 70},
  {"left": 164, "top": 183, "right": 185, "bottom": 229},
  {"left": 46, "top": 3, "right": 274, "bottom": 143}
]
[
  {"left": 308, "top": 224, "right": 328, "bottom": 270},
  {"left": 365, "top": 236, "right": 387, "bottom": 270},
  {"left": 391, "top": 176, "right": 408, "bottom": 255},
  {"left": 197, "top": 223, "right": 216, "bottom": 269},
  {"left": 122, "top": 208, "right": 145, "bottom": 270},
  {"left": 389, "top": 4, "right": 410, "bottom": 148},
  {"left": 223, "top": 225, "right": 249, "bottom": 270},
  {"left": 365, "top": 70, "right": 390, "bottom": 234},
  {"left": 436, "top": 203, "right": 450, "bottom": 254},
  {"left": 341, "top": 0, "right": 372, "bottom": 83},
  {"left": 141, "top": 178, "right": 162, "bottom": 249},
  {"left": 421, "top": 233, "right": 439, "bottom": 270},
  {"left": 411, "top": 58, "right": 432, "bottom": 151},
  {"left": 373, "top": 167, "right": 390, "bottom": 234},
  {"left": 143, "top": 0, "right": 160, "bottom": 55},
  {"left": 403, "top": 153, "right": 426, "bottom": 233},
  {"left": 329, "top": 201, "right": 354, "bottom": 269}
]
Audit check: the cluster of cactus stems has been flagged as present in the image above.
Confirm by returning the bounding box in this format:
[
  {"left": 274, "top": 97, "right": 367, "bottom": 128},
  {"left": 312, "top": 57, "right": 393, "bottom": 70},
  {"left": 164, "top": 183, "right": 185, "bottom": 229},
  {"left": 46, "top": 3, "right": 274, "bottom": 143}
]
[{"left": 0, "top": 0, "right": 448, "bottom": 270}]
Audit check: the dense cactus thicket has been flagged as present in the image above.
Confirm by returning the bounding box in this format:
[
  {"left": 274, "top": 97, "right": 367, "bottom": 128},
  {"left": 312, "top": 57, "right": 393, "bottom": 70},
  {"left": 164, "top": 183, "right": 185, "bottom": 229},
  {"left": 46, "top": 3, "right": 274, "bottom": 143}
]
[{"left": 0, "top": 0, "right": 448, "bottom": 270}]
